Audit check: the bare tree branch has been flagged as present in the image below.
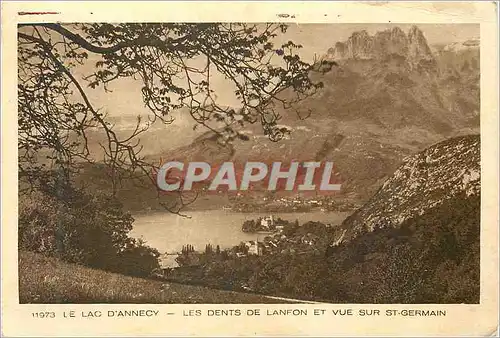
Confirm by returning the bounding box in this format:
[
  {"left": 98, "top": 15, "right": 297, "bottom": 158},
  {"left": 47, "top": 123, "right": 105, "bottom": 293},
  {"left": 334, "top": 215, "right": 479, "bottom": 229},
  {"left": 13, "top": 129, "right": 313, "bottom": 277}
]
[{"left": 17, "top": 23, "right": 323, "bottom": 215}]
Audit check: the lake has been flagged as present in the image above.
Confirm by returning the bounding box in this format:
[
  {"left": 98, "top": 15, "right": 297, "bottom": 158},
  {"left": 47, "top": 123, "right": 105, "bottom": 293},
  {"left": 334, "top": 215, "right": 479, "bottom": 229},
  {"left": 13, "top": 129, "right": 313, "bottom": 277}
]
[{"left": 130, "top": 210, "right": 351, "bottom": 262}]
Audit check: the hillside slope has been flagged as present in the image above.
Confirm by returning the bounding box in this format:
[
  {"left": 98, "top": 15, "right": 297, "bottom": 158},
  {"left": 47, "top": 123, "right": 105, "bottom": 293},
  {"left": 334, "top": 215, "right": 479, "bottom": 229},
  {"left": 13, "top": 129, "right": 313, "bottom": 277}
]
[
  {"left": 18, "top": 251, "right": 289, "bottom": 304},
  {"left": 332, "top": 134, "right": 480, "bottom": 244},
  {"left": 323, "top": 192, "right": 480, "bottom": 303}
]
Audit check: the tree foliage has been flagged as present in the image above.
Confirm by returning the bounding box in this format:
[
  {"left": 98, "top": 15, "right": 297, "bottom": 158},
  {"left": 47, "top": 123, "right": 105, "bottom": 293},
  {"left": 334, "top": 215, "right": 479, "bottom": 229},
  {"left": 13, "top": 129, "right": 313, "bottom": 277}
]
[
  {"left": 167, "top": 193, "right": 480, "bottom": 303},
  {"left": 19, "top": 185, "right": 160, "bottom": 277},
  {"left": 18, "top": 23, "right": 322, "bottom": 213}
]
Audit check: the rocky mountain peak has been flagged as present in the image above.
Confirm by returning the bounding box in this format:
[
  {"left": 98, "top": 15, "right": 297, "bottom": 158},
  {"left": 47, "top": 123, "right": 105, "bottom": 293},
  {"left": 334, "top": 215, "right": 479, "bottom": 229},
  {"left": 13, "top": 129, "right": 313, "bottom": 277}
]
[
  {"left": 325, "top": 25, "right": 436, "bottom": 68},
  {"left": 407, "top": 25, "right": 434, "bottom": 63},
  {"left": 408, "top": 25, "right": 422, "bottom": 37}
]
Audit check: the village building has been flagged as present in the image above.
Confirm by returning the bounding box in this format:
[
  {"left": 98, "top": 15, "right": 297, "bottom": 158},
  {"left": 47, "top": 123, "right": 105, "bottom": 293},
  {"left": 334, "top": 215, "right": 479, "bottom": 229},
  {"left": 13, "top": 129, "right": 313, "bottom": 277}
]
[
  {"left": 246, "top": 240, "right": 264, "bottom": 256},
  {"left": 260, "top": 215, "right": 275, "bottom": 228}
]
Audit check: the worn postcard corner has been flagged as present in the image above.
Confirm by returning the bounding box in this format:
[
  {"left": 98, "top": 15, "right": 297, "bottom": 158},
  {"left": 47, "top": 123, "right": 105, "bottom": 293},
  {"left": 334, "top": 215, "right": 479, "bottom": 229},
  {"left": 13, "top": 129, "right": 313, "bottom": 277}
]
[{"left": 1, "top": 1, "right": 499, "bottom": 337}]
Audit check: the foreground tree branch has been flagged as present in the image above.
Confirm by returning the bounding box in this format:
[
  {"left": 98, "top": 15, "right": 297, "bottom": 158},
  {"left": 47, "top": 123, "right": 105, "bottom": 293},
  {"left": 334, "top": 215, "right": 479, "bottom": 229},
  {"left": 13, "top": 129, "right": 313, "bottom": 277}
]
[{"left": 18, "top": 23, "right": 323, "bottom": 214}]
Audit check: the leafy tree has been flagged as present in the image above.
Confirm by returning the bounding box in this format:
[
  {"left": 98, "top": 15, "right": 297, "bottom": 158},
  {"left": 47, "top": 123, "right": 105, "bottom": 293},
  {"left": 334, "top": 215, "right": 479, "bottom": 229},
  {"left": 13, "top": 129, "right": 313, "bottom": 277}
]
[
  {"left": 18, "top": 23, "right": 322, "bottom": 213},
  {"left": 169, "top": 194, "right": 479, "bottom": 304},
  {"left": 242, "top": 219, "right": 257, "bottom": 232},
  {"left": 205, "top": 244, "right": 214, "bottom": 255},
  {"left": 181, "top": 244, "right": 196, "bottom": 254},
  {"left": 282, "top": 219, "right": 300, "bottom": 236},
  {"left": 113, "top": 238, "right": 161, "bottom": 277},
  {"left": 18, "top": 185, "right": 160, "bottom": 277}
]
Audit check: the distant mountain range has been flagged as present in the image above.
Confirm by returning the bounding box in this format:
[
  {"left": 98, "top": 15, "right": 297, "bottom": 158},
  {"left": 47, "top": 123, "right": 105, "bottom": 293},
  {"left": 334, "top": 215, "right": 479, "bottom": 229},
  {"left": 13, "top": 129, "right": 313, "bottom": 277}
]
[
  {"left": 78, "top": 25, "right": 480, "bottom": 211},
  {"left": 325, "top": 26, "right": 436, "bottom": 68},
  {"left": 156, "top": 25, "right": 479, "bottom": 202}
]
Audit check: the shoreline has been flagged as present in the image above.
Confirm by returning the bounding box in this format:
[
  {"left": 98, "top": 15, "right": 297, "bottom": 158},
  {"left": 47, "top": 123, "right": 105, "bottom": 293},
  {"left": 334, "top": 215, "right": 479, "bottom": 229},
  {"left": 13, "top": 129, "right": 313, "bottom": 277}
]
[{"left": 130, "top": 208, "right": 355, "bottom": 218}]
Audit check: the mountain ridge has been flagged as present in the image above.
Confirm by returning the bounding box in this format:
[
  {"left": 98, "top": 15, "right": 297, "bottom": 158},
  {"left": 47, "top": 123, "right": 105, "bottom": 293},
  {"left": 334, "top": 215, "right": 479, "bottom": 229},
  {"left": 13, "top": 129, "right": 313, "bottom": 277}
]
[
  {"left": 78, "top": 25, "right": 480, "bottom": 208},
  {"left": 158, "top": 26, "right": 479, "bottom": 201},
  {"left": 331, "top": 134, "right": 480, "bottom": 245},
  {"left": 325, "top": 26, "right": 436, "bottom": 71}
]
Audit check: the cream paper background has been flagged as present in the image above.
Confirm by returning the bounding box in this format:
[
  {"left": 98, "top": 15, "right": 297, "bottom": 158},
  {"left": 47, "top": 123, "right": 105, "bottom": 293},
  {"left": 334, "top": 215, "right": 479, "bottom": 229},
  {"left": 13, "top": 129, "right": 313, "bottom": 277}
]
[{"left": 1, "top": 1, "right": 498, "bottom": 336}]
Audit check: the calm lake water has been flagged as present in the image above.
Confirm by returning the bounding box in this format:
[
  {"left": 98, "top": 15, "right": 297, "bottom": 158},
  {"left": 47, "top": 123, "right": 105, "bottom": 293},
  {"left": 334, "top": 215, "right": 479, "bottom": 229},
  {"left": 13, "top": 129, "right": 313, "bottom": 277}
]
[{"left": 130, "top": 210, "right": 351, "bottom": 257}]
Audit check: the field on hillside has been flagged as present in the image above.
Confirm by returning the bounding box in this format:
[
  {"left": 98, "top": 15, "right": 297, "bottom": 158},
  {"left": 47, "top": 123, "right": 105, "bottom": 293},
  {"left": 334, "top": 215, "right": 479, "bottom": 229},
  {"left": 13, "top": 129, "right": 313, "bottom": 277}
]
[{"left": 18, "top": 251, "right": 288, "bottom": 304}]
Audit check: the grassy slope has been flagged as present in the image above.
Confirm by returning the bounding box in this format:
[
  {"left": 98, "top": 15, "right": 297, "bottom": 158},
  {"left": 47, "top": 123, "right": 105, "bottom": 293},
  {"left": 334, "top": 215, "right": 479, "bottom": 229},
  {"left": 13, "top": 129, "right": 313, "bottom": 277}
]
[{"left": 19, "top": 251, "right": 286, "bottom": 304}]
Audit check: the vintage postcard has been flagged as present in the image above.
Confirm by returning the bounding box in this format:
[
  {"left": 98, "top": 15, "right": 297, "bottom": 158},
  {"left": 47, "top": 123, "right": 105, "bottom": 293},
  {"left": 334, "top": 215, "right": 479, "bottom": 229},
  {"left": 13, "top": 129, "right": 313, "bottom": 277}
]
[{"left": 1, "top": 1, "right": 499, "bottom": 336}]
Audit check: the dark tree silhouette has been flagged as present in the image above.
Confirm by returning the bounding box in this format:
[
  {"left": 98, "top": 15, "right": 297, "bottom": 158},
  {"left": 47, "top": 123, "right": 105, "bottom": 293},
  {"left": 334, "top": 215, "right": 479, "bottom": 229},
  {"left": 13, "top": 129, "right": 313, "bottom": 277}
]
[{"left": 18, "top": 23, "right": 323, "bottom": 213}]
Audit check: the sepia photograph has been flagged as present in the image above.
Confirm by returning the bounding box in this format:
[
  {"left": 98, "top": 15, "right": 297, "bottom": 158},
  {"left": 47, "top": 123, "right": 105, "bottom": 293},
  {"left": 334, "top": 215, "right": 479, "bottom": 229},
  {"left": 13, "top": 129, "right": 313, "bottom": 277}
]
[
  {"left": 2, "top": 1, "right": 499, "bottom": 337},
  {"left": 16, "top": 21, "right": 481, "bottom": 304}
]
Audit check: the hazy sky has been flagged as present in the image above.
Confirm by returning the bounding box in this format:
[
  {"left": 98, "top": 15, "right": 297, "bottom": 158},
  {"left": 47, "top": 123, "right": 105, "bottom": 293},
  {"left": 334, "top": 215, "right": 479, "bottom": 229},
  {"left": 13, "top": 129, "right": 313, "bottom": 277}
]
[
  {"left": 80, "top": 24, "right": 479, "bottom": 125},
  {"left": 281, "top": 24, "right": 479, "bottom": 61}
]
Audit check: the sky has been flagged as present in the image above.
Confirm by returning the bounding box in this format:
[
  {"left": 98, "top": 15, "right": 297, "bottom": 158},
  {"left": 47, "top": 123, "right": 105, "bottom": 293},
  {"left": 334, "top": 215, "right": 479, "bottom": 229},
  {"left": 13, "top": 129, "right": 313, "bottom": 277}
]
[
  {"left": 77, "top": 24, "right": 479, "bottom": 126},
  {"left": 280, "top": 23, "right": 479, "bottom": 61}
]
